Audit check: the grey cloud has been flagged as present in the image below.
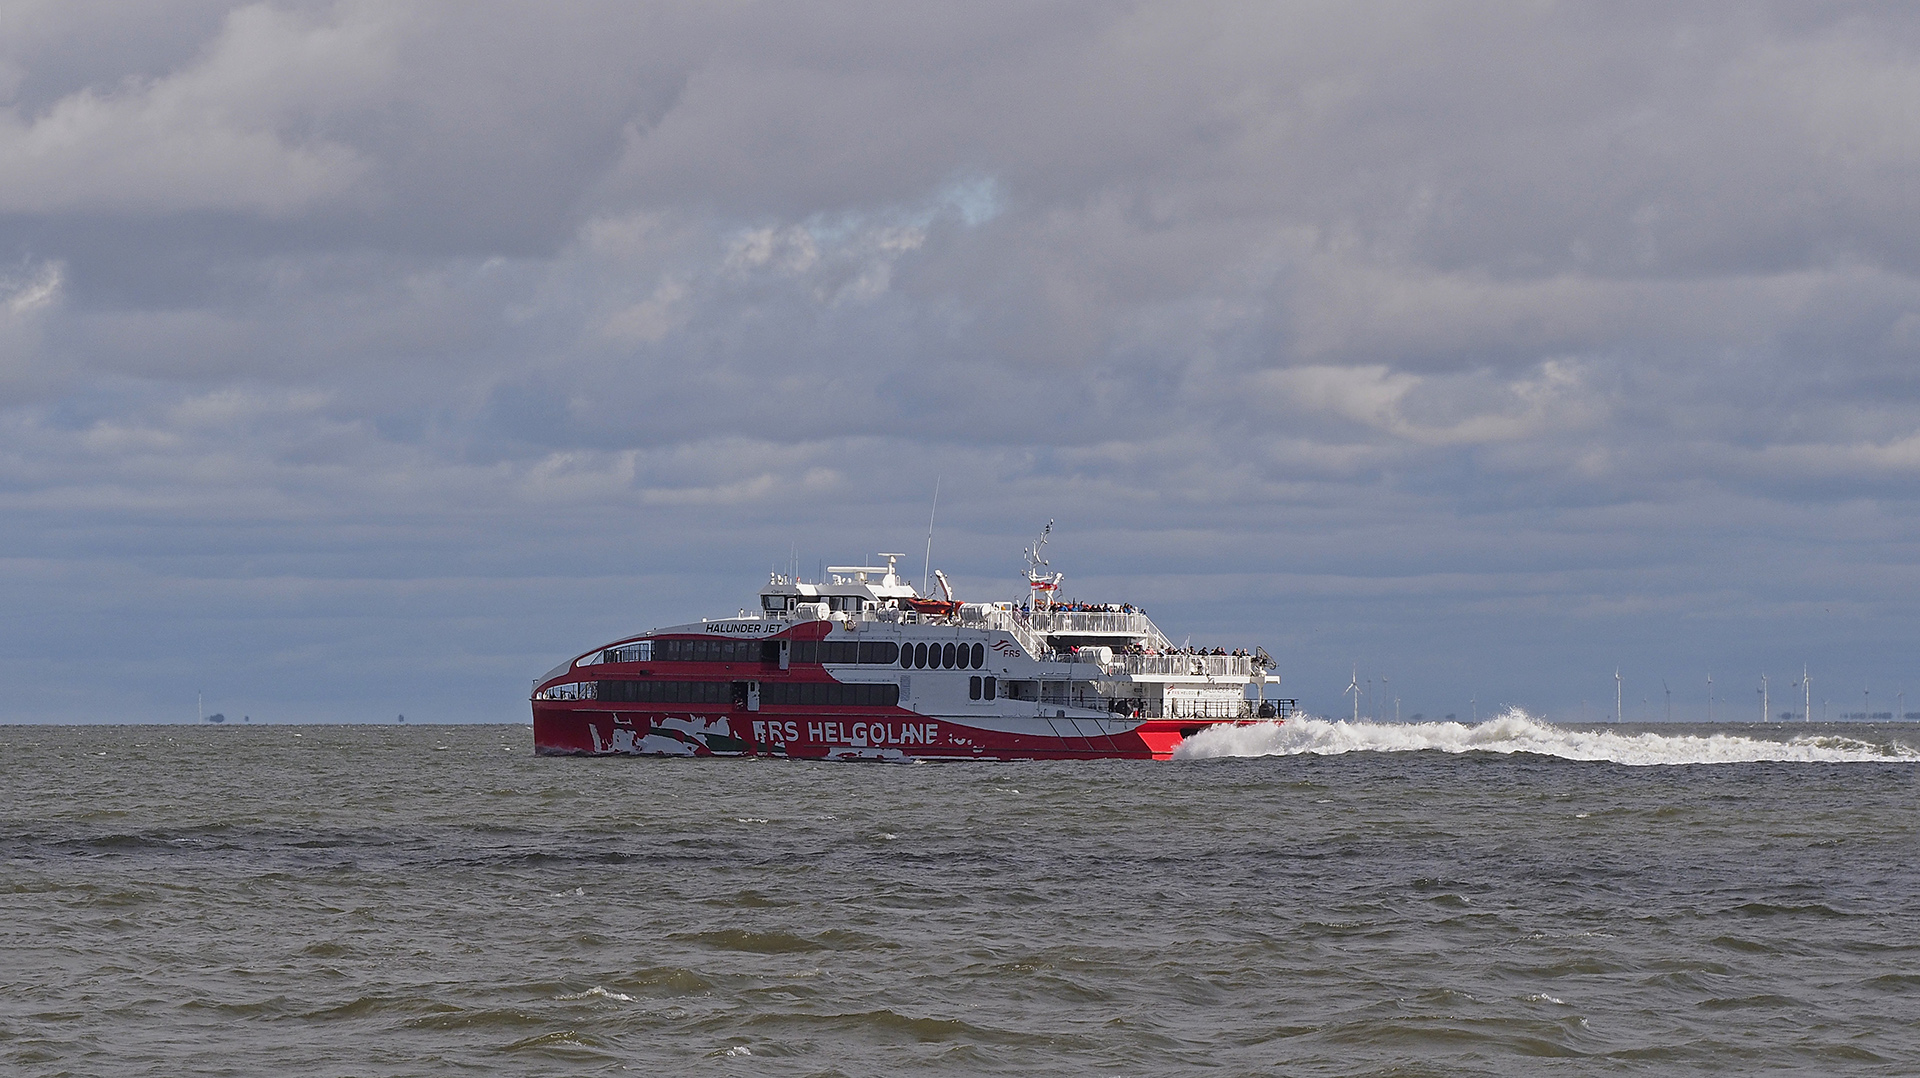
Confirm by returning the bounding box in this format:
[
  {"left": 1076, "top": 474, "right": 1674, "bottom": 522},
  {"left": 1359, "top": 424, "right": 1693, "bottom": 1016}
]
[{"left": 6, "top": 2, "right": 1920, "bottom": 722}]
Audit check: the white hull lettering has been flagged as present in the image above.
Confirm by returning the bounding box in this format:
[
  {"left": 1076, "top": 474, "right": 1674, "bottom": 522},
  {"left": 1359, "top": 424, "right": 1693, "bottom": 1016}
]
[
  {"left": 805, "top": 720, "right": 938, "bottom": 745},
  {"left": 750, "top": 720, "right": 803, "bottom": 744}
]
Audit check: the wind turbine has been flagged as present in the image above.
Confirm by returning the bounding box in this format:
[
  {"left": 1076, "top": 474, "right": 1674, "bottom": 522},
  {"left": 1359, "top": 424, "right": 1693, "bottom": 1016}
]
[
  {"left": 1615, "top": 668, "right": 1623, "bottom": 724},
  {"left": 1707, "top": 672, "right": 1714, "bottom": 723},
  {"left": 1760, "top": 673, "right": 1768, "bottom": 724},
  {"left": 1663, "top": 679, "right": 1671, "bottom": 722},
  {"left": 1345, "top": 665, "right": 1360, "bottom": 723}
]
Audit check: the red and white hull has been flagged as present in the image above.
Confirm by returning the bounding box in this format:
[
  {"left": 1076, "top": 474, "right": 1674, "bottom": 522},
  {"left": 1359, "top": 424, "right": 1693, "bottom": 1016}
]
[
  {"left": 533, "top": 702, "right": 1247, "bottom": 761},
  {"left": 530, "top": 551, "right": 1289, "bottom": 762}
]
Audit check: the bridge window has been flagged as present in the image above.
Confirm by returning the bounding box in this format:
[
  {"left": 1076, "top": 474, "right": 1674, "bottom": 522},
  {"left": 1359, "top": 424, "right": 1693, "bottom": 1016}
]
[
  {"left": 651, "top": 639, "right": 764, "bottom": 663},
  {"left": 971, "top": 643, "right": 984, "bottom": 668},
  {"left": 600, "top": 641, "right": 651, "bottom": 664}
]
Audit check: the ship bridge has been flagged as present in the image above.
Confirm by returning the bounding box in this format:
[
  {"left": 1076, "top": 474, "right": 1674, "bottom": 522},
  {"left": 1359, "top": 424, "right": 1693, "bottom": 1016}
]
[{"left": 758, "top": 554, "right": 918, "bottom": 616}]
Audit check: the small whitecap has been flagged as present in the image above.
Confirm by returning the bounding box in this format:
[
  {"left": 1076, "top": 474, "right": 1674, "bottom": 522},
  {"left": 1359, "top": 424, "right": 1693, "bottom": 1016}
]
[
  {"left": 552, "top": 886, "right": 586, "bottom": 898},
  {"left": 724, "top": 1045, "right": 752, "bottom": 1057},
  {"left": 735, "top": 817, "right": 769, "bottom": 824},
  {"left": 1525, "top": 993, "right": 1570, "bottom": 1005},
  {"left": 1575, "top": 813, "right": 1591, "bottom": 818},
  {"left": 560, "top": 985, "right": 635, "bottom": 1002}
]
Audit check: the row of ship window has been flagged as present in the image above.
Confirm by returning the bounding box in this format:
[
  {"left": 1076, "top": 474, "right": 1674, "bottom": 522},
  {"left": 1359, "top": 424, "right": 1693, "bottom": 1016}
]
[
  {"left": 604, "top": 639, "right": 903, "bottom": 665},
  {"left": 763, "top": 594, "right": 868, "bottom": 612},
  {"left": 601, "top": 638, "right": 989, "bottom": 669},
  {"left": 794, "top": 640, "right": 898, "bottom": 665},
  {"left": 902, "top": 641, "right": 986, "bottom": 670},
  {"left": 596, "top": 679, "right": 901, "bottom": 708}
]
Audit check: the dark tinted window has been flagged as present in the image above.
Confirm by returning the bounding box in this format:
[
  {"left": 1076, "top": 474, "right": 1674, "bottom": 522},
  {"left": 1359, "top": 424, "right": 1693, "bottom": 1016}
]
[
  {"left": 787, "top": 639, "right": 903, "bottom": 665},
  {"left": 942, "top": 643, "right": 956, "bottom": 669},
  {"left": 760, "top": 681, "right": 900, "bottom": 707},
  {"left": 971, "top": 643, "right": 984, "bottom": 668},
  {"left": 969, "top": 676, "right": 981, "bottom": 700},
  {"left": 651, "top": 638, "right": 766, "bottom": 663},
  {"left": 597, "top": 679, "right": 732, "bottom": 704},
  {"left": 984, "top": 676, "right": 996, "bottom": 700}
]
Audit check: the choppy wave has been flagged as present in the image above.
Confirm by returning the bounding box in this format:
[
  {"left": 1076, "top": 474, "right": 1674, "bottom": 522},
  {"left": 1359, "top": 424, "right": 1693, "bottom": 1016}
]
[{"left": 1173, "top": 710, "right": 1920, "bottom": 765}]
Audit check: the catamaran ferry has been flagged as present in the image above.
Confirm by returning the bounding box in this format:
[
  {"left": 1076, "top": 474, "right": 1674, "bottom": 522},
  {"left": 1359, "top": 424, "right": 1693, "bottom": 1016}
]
[{"left": 531, "top": 527, "right": 1291, "bottom": 760}]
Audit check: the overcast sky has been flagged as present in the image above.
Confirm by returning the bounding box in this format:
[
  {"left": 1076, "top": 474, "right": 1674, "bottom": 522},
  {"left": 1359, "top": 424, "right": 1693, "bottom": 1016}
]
[{"left": 5, "top": 1, "right": 1920, "bottom": 724}]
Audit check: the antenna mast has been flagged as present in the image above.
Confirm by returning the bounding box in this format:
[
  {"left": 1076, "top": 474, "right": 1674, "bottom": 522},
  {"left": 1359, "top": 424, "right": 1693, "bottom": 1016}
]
[
  {"left": 1023, "top": 520, "right": 1061, "bottom": 610},
  {"left": 923, "top": 478, "right": 940, "bottom": 594}
]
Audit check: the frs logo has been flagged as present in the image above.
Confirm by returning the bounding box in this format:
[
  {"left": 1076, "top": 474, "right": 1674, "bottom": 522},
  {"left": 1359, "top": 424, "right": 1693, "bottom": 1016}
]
[{"left": 990, "top": 640, "right": 1021, "bottom": 655}]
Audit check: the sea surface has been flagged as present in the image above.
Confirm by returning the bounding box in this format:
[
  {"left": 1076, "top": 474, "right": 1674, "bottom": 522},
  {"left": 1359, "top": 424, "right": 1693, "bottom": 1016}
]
[{"left": 4, "top": 717, "right": 1919, "bottom": 1076}]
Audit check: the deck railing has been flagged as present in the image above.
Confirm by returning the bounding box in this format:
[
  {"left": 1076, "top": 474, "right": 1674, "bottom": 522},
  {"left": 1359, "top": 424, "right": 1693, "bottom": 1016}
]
[
  {"left": 954, "top": 605, "right": 1050, "bottom": 658},
  {"left": 1111, "top": 653, "right": 1262, "bottom": 678},
  {"left": 1023, "top": 609, "right": 1172, "bottom": 647},
  {"left": 1064, "top": 697, "right": 1299, "bottom": 719}
]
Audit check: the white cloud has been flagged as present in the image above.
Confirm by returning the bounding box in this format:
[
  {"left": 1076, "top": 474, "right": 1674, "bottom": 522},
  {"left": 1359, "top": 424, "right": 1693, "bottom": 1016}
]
[
  {"left": 1260, "top": 359, "right": 1602, "bottom": 447},
  {"left": 0, "top": 3, "right": 395, "bottom": 215},
  {"left": 1, "top": 259, "right": 60, "bottom": 318}
]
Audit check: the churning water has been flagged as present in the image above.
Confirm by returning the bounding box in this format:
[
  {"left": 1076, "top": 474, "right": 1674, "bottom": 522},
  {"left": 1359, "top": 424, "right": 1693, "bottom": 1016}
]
[{"left": 4, "top": 720, "right": 1919, "bottom": 1076}]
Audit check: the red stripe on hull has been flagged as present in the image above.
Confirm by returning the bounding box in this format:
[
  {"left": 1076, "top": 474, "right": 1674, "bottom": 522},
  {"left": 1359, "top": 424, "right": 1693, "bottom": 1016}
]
[{"left": 532, "top": 703, "right": 1258, "bottom": 761}]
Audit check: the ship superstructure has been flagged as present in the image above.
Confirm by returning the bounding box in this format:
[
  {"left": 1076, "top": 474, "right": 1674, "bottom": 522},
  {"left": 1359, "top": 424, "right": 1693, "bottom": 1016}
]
[{"left": 531, "top": 540, "right": 1291, "bottom": 761}]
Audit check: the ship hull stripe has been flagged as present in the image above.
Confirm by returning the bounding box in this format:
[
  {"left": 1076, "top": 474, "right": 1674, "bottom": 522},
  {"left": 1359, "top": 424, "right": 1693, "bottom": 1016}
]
[{"left": 531, "top": 703, "right": 1241, "bottom": 761}]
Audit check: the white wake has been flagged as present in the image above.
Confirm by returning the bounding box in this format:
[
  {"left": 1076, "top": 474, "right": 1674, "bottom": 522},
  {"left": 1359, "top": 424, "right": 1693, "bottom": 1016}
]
[{"left": 1173, "top": 709, "right": 1919, "bottom": 765}]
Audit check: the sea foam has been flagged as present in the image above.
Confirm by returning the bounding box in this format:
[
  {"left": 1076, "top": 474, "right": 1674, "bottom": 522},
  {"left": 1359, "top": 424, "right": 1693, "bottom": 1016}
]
[{"left": 1173, "top": 709, "right": 1919, "bottom": 765}]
